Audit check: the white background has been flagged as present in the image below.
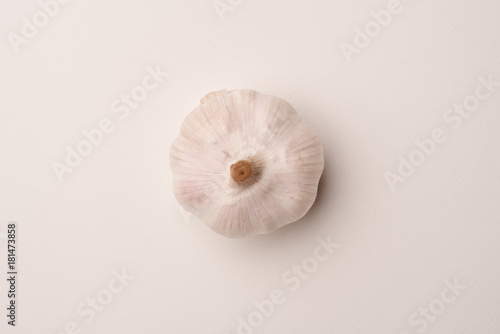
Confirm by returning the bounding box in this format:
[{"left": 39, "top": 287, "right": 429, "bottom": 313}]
[{"left": 1, "top": 0, "right": 499, "bottom": 333}]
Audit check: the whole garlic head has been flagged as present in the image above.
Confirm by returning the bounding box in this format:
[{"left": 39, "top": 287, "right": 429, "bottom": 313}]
[{"left": 170, "top": 89, "right": 324, "bottom": 238}]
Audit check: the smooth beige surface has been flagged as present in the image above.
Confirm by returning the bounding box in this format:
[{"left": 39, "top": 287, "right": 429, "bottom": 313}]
[{"left": 1, "top": 1, "right": 499, "bottom": 333}]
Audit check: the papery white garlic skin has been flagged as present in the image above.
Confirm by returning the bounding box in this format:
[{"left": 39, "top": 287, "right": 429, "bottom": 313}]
[{"left": 170, "top": 89, "right": 324, "bottom": 238}]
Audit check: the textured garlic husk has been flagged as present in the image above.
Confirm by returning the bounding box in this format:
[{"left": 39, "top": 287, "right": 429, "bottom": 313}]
[{"left": 170, "top": 89, "right": 324, "bottom": 238}]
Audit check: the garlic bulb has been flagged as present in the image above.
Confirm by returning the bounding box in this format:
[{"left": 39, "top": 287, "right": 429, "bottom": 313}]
[{"left": 170, "top": 89, "right": 324, "bottom": 238}]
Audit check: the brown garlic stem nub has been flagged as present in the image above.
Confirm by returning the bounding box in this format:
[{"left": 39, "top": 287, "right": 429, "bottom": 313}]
[{"left": 230, "top": 160, "right": 252, "bottom": 184}]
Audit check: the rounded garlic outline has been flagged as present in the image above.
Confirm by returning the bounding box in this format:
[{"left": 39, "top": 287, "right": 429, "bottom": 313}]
[{"left": 169, "top": 89, "right": 324, "bottom": 238}]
